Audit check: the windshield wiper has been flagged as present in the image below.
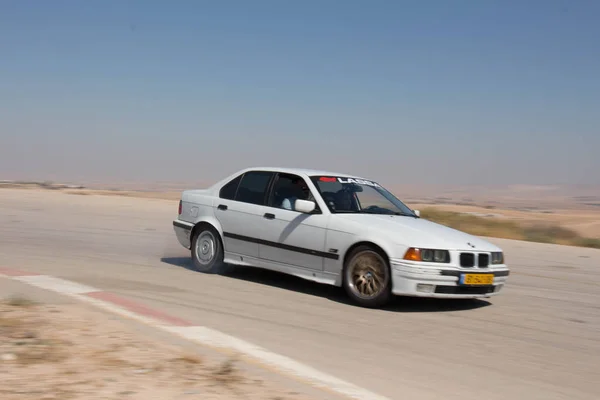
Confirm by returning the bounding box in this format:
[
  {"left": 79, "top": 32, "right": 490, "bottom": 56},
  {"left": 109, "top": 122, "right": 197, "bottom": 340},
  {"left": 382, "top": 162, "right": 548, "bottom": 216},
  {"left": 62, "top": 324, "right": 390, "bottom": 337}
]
[
  {"left": 390, "top": 211, "right": 417, "bottom": 217},
  {"left": 359, "top": 208, "right": 413, "bottom": 217}
]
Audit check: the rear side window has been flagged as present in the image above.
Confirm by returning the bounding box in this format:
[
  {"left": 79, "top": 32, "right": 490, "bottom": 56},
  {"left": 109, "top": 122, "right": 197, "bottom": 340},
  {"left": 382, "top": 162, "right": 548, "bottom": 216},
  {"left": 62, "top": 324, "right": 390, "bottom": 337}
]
[
  {"left": 219, "top": 174, "right": 243, "bottom": 200},
  {"left": 235, "top": 171, "right": 274, "bottom": 205}
]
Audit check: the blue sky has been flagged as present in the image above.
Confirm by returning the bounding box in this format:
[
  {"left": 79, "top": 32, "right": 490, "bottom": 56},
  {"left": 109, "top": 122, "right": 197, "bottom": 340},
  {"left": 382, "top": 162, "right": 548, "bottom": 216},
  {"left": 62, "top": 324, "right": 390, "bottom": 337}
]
[{"left": 1, "top": 0, "right": 599, "bottom": 186}]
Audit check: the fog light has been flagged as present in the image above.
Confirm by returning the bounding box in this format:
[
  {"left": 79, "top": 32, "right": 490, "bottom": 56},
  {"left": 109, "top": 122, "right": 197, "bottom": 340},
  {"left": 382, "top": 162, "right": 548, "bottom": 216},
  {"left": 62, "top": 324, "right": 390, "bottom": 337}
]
[
  {"left": 494, "top": 284, "right": 503, "bottom": 292},
  {"left": 417, "top": 284, "right": 435, "bottom": 293}
]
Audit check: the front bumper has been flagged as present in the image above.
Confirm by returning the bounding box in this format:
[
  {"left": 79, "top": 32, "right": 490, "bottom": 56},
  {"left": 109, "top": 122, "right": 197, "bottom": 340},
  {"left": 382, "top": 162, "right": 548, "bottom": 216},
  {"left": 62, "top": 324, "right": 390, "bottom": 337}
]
[{"left": 390, "top": 259, "right": 510, "bottom": 298}]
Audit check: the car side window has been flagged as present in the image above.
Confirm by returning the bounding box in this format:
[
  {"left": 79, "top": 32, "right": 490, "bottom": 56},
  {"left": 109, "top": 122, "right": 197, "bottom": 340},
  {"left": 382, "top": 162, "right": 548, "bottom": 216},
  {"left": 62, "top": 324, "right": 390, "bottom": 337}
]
[
  {"left": 234, "top": 171, "right": 274, "bottom": 205},
  {"left": 219, "top": 174, "right": 243, "bottom": 200},
  {"left": 269, "top": 173, "right": 319, "bottom": 212}
]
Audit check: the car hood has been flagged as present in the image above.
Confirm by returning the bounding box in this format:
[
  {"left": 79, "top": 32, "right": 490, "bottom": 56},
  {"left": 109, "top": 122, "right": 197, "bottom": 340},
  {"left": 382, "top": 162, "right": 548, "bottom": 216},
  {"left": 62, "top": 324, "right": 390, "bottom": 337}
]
[{"left": 335, "top": 214, "right": 501, "bottom": 251}]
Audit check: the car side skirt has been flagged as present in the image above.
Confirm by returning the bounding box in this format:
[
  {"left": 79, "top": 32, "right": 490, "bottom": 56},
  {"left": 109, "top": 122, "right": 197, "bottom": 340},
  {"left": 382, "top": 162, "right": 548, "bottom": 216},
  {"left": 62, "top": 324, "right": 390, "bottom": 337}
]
[{"left": 223, "top": 251, "right": 340, "bottom": 286}]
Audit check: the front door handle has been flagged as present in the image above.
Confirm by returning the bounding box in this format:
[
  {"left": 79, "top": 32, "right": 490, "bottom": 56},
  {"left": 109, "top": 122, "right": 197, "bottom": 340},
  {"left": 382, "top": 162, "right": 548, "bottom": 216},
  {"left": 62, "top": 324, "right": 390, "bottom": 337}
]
[
  {"left": 264, "top": 213, "right": 275, "bottom": 220},
  {"left": 217, "top": 204, "right": 228, "bottom": 211}
]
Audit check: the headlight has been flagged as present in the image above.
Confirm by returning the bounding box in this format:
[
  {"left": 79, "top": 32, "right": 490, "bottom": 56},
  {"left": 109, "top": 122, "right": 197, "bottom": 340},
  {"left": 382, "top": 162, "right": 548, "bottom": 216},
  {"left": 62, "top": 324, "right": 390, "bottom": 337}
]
[
  {"left": 404, "top": 247, "right": 450, "bottom": 263},
  {"left": 491, "top": 252, "right": 504, "bottom": 264}
]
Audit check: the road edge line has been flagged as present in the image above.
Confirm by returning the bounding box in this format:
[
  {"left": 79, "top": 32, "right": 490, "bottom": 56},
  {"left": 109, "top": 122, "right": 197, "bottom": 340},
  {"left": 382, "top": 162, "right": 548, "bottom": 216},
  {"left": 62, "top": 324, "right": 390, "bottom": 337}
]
[{"left": 1, "top": 269, "right": 390, "bottom": 400}]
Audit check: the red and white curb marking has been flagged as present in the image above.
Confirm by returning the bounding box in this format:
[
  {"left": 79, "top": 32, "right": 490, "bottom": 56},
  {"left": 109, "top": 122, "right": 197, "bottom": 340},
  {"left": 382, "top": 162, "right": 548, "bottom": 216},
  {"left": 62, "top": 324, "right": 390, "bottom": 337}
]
[{"left": 0, "top": 267, "right": 390, "bottom": 400}]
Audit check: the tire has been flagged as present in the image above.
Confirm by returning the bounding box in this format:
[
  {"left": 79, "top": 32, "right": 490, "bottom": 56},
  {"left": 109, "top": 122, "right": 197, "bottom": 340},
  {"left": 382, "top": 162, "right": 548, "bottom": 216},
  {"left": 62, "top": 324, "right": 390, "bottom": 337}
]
[
  {"left": 342, "top": 245, "right": 392, "bottom": 308},
  {"left": 190, "top": 224, "right": 227, "bottom": 274}
]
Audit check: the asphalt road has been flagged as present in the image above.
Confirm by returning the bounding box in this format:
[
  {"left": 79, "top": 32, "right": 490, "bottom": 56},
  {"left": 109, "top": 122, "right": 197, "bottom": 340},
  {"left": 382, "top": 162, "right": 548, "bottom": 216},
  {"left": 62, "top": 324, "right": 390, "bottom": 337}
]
[{"left": 1, "top": 188, "right": 599, "bottom": 400}]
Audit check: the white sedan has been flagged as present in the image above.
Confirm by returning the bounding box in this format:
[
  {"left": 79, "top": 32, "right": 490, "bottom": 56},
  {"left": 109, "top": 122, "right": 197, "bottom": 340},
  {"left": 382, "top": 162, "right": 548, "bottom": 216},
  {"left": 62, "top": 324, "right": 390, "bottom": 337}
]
[{"left": 172, "top": 167, "right": 509, "bottom": 308}]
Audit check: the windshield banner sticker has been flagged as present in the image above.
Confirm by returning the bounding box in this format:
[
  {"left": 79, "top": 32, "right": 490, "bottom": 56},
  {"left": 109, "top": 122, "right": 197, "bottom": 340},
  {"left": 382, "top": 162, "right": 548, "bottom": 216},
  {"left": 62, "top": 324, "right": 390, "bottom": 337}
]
[
  {"left": 319, "top": 177, "right": 338, "bottom": 182},
  {"left": 337, "top": 177, "right": 381, "bottom": 187}
]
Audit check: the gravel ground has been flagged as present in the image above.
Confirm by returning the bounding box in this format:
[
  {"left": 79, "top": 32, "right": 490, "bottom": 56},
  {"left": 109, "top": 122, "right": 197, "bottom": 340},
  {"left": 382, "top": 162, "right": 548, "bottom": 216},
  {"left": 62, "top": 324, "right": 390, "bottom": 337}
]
[{"left": 0, "top": 296, "right": 314, "bottom": 400}]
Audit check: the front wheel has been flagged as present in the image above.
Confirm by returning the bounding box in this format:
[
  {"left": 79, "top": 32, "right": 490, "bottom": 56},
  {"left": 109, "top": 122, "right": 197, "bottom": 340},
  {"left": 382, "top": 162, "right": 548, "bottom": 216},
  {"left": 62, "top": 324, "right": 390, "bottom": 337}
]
[
  {"left": 191, "top": 224, "right": 226, "bottom": 274},
  {"left": 342, "top": 245, "right": 392, "bottom": 308}
]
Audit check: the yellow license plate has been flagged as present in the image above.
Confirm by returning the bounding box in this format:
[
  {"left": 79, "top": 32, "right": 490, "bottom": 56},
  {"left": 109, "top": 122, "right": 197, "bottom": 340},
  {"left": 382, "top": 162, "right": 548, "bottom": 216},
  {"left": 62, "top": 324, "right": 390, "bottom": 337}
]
[{"left": 460, "top": 274, "right": 494, "bottom": 285}]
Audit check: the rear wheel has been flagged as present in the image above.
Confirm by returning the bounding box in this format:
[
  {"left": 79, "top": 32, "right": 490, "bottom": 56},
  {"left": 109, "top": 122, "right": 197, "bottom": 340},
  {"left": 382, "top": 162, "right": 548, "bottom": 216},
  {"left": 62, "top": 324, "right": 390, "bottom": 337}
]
[
  {"left": 343, "top": 245, "right": 392, "bottom": 308},
  {"left": 191, "top": 224, "right": 226, "bottom": 274}
]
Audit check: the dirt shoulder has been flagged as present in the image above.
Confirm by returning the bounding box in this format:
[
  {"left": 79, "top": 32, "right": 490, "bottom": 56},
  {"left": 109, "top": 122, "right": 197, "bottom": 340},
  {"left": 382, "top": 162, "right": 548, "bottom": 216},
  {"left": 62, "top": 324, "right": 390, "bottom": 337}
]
[{"left": 0, "top": 296, "right": 315, "bottom": 400}]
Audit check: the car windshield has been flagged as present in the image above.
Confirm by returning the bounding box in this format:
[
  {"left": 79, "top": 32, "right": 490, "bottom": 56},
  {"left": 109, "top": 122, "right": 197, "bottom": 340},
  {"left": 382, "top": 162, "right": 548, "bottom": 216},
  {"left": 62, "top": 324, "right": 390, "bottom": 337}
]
[{"left": 309, "top": 176, "right": 417, "bottom": 216}]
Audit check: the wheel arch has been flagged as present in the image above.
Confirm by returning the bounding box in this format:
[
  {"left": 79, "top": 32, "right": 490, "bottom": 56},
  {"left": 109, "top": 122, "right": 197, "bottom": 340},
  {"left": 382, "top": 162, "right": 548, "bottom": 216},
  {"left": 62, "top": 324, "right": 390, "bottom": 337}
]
[
  {"left": 190, "top": 216, "right": 225, "bottom": 247},
  {"left": 342, "top": 240, "right": 391, "bottom": 269}
]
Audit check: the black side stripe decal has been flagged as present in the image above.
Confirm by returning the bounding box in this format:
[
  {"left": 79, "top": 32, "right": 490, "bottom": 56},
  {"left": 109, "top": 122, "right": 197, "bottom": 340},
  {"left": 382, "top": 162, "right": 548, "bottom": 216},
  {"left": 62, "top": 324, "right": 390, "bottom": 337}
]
[{"left": 223, "top": 232, "right": 339, "bottom": 260}]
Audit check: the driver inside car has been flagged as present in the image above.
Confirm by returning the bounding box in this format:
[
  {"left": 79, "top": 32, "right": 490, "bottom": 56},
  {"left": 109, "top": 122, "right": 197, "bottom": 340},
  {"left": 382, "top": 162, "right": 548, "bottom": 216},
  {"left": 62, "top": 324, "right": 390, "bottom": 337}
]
[{"left": 281, "top": 178, "right": 312, "bottom": 211}]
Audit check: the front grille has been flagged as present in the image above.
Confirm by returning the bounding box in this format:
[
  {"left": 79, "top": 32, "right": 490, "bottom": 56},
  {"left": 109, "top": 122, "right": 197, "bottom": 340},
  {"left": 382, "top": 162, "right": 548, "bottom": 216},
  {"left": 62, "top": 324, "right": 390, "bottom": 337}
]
[
  {"left": 478, "top": 253, "right": 489, "bottom": 268},
  {"left": 459, "top": 253, "right": 475, "bottom": 267},
  {"left": 435, "top": 285, "right": 495, "bottom": 295}
]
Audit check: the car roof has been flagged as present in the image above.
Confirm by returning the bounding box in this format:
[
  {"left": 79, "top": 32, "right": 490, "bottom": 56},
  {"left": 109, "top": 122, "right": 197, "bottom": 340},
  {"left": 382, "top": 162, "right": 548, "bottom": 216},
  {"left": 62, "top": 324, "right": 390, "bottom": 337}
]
[
  {"left": 207, "top": 166, "right": 380, "bottom": 192},
  {"left": 240, "top": 166, "right": 372, "bottom": 180}
]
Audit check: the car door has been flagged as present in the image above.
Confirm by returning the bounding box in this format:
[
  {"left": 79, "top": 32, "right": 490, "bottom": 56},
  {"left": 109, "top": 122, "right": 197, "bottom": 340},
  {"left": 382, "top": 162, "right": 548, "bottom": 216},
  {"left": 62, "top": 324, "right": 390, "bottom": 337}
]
[
  {"left": 214, "top": 170, "right": 275, "bottom": 259},
  {"left": 257, "top": 172, "right": 330, "bottom": 271}
]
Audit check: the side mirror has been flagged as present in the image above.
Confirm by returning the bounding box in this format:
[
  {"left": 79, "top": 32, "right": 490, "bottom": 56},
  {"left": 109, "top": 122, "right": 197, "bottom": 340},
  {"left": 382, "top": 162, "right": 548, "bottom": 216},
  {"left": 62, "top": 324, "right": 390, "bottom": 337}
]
[
  {"left": 295, "top": 199, "right": 316, "bottom": 214},
  {"left": 413, "top": 209, "right": 420, "bottom": 217}
]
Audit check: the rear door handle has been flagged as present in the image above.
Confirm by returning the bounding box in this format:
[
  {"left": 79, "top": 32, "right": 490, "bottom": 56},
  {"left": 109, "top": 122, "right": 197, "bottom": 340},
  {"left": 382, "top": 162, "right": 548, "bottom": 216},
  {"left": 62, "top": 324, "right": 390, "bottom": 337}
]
[
  {"left": 217, "top": 204, "right": 228, "bottom": 211},
  {"left": 264, "top": 213, "right": 275, "bottom": 220}
]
